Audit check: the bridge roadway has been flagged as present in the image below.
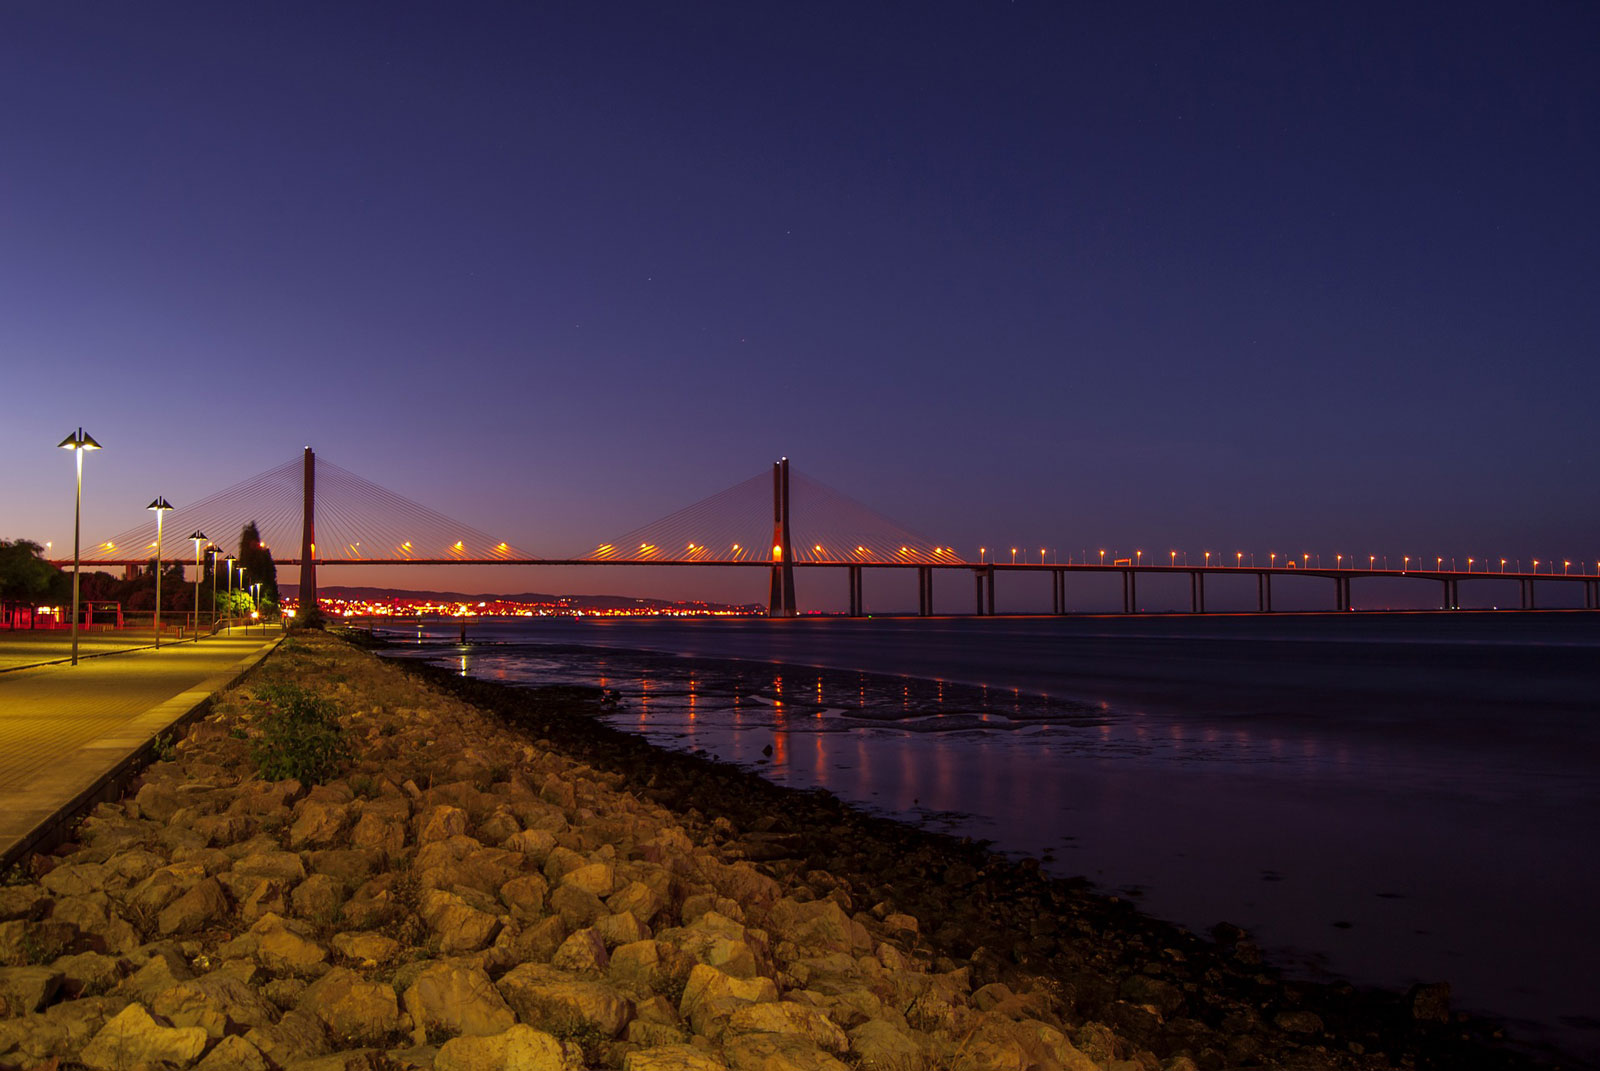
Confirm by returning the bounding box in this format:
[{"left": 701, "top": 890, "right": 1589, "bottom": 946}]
[
  {"left": 73, "top": 559, "right": 1600, "bottom": 616},
  {"left": 0, "top": 633, "right": 279, "bottom": 869}
]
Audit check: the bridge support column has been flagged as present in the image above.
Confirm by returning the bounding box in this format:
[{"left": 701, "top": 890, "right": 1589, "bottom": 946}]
[
  {"left": 1189, "top": 571, "right": 1205, "bottom": 613},
  {"left": 1053, "top": 569, "right": 1066, "bottom": 614},
  {"left": 296, "top": 447, "right": 322, "bottom": 628},
  {"left": 1257, "top": 572, "right": 1273, "bottom": 612},
  {"left": 1335, "top": 576, "right": 1350, "bottom": 611},
  {"left": 916, "top": 567, "right": 933, "bottom": 616},
  {"left": 986, "top": 568, "right": 995, "bottom": 615},
  {"left": 768, "top": 459, "right": 797, "bottom": 617},
  {"left": 974, "top": 571, "right": 984, "bottom": 615},
  {"left": 1586, "top": 580, "right": 1596, "bottom": 610},
  {"left": 1122, "top": 570, "right": 1138, "bottom": 613},
  {"left": 847, "top": 566, "right": 863, "bottom": 617}
]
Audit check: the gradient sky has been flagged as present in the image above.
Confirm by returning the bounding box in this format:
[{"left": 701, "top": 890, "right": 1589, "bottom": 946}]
[{"left": 3, "top": 3, "right": 1597, "bottom": 609}]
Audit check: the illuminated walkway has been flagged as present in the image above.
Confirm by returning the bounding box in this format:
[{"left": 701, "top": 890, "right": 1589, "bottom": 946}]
[{"left": 0, "top": 633, "right": 279, "bottom": 867}]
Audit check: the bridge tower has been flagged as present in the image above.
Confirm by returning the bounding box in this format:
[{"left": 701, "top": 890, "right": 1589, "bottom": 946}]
[
  {"left": 768, "top": 458, "right": 797, "bottom": 617},
  {"left": 296, "top": 446, "right": 323, "bottom": 627}
]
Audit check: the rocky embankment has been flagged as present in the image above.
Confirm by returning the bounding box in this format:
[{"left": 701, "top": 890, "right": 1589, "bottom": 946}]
[{"left": 0, "top": 632, "right": 1555, "bottom": 1071}]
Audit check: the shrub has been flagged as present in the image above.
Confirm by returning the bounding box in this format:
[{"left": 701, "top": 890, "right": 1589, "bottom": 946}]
[{"left": 251, "top": 682, "right": 350, "bottom": 784}]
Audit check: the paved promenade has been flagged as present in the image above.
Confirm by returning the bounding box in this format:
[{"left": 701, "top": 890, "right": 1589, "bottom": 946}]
[{"left": 0, "top": 633, "right": 280, "bottom": 868}]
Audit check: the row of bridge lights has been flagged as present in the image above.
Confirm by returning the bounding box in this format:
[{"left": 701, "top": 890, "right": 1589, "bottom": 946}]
[{"left": 977, "top": 547, "right": 1585, "bottom": 575}]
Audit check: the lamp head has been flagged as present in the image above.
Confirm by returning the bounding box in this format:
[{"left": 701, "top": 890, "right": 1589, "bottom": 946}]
[
  {"left": 147, "top": 497, "right": 173, "bottom": 512},
  {"left": 58, "top": 428, "right": 102, "bottom": 451},
  {"left": 189, "top": 530, "right": 207, "bottom": 542}
]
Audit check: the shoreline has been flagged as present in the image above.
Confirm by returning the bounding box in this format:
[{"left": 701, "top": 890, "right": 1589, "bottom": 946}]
[
  {"left": 382, "top": 635, "right": 1566, "bottom": 1069},
  {"left": 0, "top": 631, "right": 1567, "bottom": 1071}
]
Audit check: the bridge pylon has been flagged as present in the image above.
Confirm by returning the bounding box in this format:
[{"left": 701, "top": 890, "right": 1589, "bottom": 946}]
[
  {"left": 295, "top": 446, "right": 324, "bottom": 627},
  {"left": 768, "top": 458, "right": 797, "bottom": 617}
]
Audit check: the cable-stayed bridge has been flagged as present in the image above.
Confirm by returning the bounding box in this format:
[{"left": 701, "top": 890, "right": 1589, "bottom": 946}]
[{"left": 66, "top": 449, "right": 1600, "bottom": 617}]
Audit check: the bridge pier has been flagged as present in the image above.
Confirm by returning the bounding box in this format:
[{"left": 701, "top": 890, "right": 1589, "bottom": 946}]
[
  {"left": 1189, "top": 571, "right": 1205, "bottom": 613},
  {"left": 768, "top": 459, "right": 797, "bottom": 617},
  {"left": 1587, "top": 580, "right": 1597, "bottom": 610},
  {"left": 1122, "top": 570, "right": 1138, "bottom": 614},
  {"left": 917, "top": 566, "right": 933, "bottom": 616},
  {"left": 1334, "top": 575, "right": 1351, "bottom": 611},
  {"left": 847, "top": 566, "right": 863, "bottom": 617},
  {"left": 1520, "top": 578, "right": 1535, "bottom": 611},
  {"left": 1052, "top": 569, "right": 1067, "bottom": 614}
]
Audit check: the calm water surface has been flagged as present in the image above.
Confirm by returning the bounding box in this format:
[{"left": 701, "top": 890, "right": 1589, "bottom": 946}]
[{"left": 380, "top": 613, "right": 1600, "bottom": 1063}]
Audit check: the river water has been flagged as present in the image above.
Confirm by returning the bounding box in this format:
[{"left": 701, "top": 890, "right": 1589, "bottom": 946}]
[{"left": 378, "top": 612, "right": 1600, "bottom": 1063}]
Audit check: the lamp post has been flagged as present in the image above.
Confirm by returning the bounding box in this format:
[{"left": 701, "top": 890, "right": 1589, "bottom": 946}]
[
  {"left": 57, "top": 428, "right": 102, "bottom": 666},
  {"left": 147, "top": 498, "right": 173, "bottom": 647},
  {"left": 252, "top": 582, "right": 262, "bottom": 633},
  {"left": 234, "top": 564, "right": 244, "bottom": 636},
  {"left": 189, "top": 531, "right": 207, "bottom": 636},
  {"left": 207, "top": 546, "right": 220, "bottom": 630}
]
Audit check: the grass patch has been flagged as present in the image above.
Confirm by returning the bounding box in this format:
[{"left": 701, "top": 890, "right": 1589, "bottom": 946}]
[{"left": 250, "top": 681, "right": 351, "bottom": 784}]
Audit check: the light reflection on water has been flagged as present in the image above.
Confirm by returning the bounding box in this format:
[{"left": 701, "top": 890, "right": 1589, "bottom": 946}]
[{"left": 380, "top": 619, "right": 1600, "bottom": 1063}]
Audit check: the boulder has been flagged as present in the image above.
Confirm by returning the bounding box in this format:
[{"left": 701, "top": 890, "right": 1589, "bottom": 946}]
[
  {"left": 288, "top": 796, "right": 350, "bottom": 850},
  {"left": 623, "top": 1045, "right": 729, "bottom": 1070},
  {"left": 0, "top": 886, "right": 51, "bottom": 923},
  {"left": 348, "top": 812, "right": 406, "bottom": 857},
  {"left": 679, "top": 964, "right": 777, "bottom": 1036},
  {"left": 608, "top": 881, "right": 666, "bottom": 926},
  {"left": 434, "top": 1023, "right": 565, "bottom": 1071},
  {"left": 304, "top": 849, "right": 383, "bottom": 887},
  {"left": 330, "top": 931, "right": 400, "bottom": 966},
  {"left": 499, "top": 874, "right": 549, "bottom": 921},
  {"left": 497, "top": 963, "right": 634, "bottom": 1037},
  {"left": 0, "top": 966, "right": 61, "bottom": 1016},
  {"left": 158, "top": 876, "right": 230, "bottom": 935},
  {"left": 244, "top": 1007, "right": 330, "bottom": 1065},
  {"left": 725, "top": 1002, "right": 848, "bottom": 1053},
  {"left": 300, "top": 966, "right": 400, "bottom": 1044},
  {"left": 53, "top": 950, "right": 125, "bottom": 997},
  {"left": 242, "top": 879, "right": 290, "bottom": 924},
  {"left": 848, "top": 1020, "right": 927, "bottom": 1069},
  {"left": 79, "top": 1002, "right": 209, "bottom": 1069},
  {"left": 291, "top": 874, "right": 348, "bottom": 921},
  {"left": 419, "top": 889, "right": 500, "bottom": 953},
  {"left": 563, "top": 862, "right": 616, "bottom": 898},
  {"left": 233, "top": 851, "right": 307, "bottom": 884},
  {"left": 402, "top": 962, "right": 515, "bottom": 1040},
  {"left": 551, "top": 928, "right": 609, "bottom": 973},
  {"left": 222, "top": 913, "right": 327, "bottom": 973},
  {"left": 721, "top": 1032, "right": 850, "bottom": 1071},
  {"left": 195, "top": 1033, "right": 270, "bottom": 1071},
  {"left": 151, "top": 971, "right": 280, "bottom": 1036},
  {"left": 417, "top": 804, "right": 469, "bottom": 843}
]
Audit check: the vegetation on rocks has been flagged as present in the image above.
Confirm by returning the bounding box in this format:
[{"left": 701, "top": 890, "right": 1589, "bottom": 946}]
[
  {"left": 248, "top": 681, "right": 350, "bottom": 785},
  {"left": 0, "top": 632, "right": 1555, "bottom": 1071}
]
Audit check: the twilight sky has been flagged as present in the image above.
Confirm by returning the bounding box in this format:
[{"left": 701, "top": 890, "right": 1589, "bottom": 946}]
[{"left": 2, "top": 3, "right": 1597, "bottom": 609}]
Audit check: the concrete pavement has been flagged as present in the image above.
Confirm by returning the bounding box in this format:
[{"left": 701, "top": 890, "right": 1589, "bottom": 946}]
[{"left": 0, "top": 633, "right": 280, "bottom": 869}]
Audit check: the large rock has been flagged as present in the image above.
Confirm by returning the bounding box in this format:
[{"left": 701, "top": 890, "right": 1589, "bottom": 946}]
[
  {"left": 0, "top": 966, "right": 61, "bottom": 1016},
  {"left": 126, "top": 861, "right": 207, "bottom": 915},
  {"left": 221, "top": 913, "right": 327, "bottom": 972},
  {"left": 499, "top": 874, "right": 549, "bottom": 921},
  {"left": 419, "top": 889, "right": 500, "bottom": 953},
  {"left": 158, "top": 876, "right": 230, "bottom": 935},
  {"left": 434, "top": 1023, "right": 565, "bottom": 1071},
  {"left": 848, "top": 1020, "right": 927, "bottom": 1069},
  {"left": 348, "top": 812, "right": 406, "bottom": 857},
  {"left": 679, "top": 964, "right": 777, "bottom": 1036},
  {"left": 725, "top": 1002, "right": 848, "bottom": 1053},
  {"left": 623, "top": 1046, "right": 729, "bottom": 1070},
  {"left": 79, "top": 1002, "right": 209, "bottom": 1069},
  {"left": 300, "top": 966, "right": 399, "bottom": 1044},
  {"left": 721, "top": 1032, "right": 850, "bottom": 1071},
  {"left": 402, "top": 962, "right": 515, "bottom": 1040},
  {"left": 659, "top": 913, "right": 761, "bottom": 978},
  {"left": 417, "top": 804, "right": 468, "bottom": 843},
  {"left": 233, "top": 851, "right": 307, "bottom": 884},
  {"left": 151, "top": 971, "right": 279, "bottom": 1036},
  {"left": 243, "top": 1007, "right": 329, "bottom": 1065},
  {"left": 0, "top": 886, "right": 51, "bottom": 922},
  {"left": 291, "top": 873, "right": 348, "bottom": 921},
  {"left": 563, "top": 862, "right": 616, "bottom": 897},
  {"left": 288, "top": 794, "right": 351, "bottom": 850},
  {"left": 195, "top": 1033, "right": 270, "bottom": 1071},
  {"left": 497, "top": 963, "right": 634, "bottom": 1038},
  {"left": 330, "top": 931, "right": 400, "bottom": 966},
  {"left": 551, "top": 928, "right": 609, "bottom": 973}
]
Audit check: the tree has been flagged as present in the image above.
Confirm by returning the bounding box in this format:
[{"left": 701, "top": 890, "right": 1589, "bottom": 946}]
[
  {"left": 0, "top": 540, "right": 67, "bottom": 603},
  {"left": 236, "top": 522, "right": 280, "bottom": 611}
]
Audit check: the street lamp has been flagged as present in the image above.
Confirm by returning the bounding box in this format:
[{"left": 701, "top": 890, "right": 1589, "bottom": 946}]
[
  {"left": 1011, "top": 547, "right": 1017, "bottom": 565},
  {"left": 1099, "top": 549, "right": 1105, "bottom": 566},
  {"left": 1170, "top": 550, "right": 1176, "bottom": 568},
  {"left": 1500, "top": 559, "right": 1506, "bottom": 574},
  {"left": 189, "top": 531, "right": 207, "bottom": 636},
  {"left": 1336, "top": 553, "right": 1343, "bottom": 569},
  {"left": 979, "top": 547, "right": 986, "bottom": 563},
  {"left": 1040, "top": 548, "right": 1046, "bottom": 565},
  {"left": 1236, "top": 551, "right": 1243, "bottom": 568},
  {"left": 1270, "top": 552, "right": 1276, "bottom": 569},
  {"left": 1205, "top": 551, "right": 1211, "bottom": 568},
  {"left": 57, "top": 428, "right": 102, "bottom": 666},
  {"left": 1403, "top": 556, "right": 1409, "bottom": 572},
  {"left": 235, "top": 564, "right": 245, "bottom": 636},
  {"left": 147, "top": 498, "right": 173, "bottom": 647},
  {"left": 207, "top": 546, "right": 220, "bottom": 629}
]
